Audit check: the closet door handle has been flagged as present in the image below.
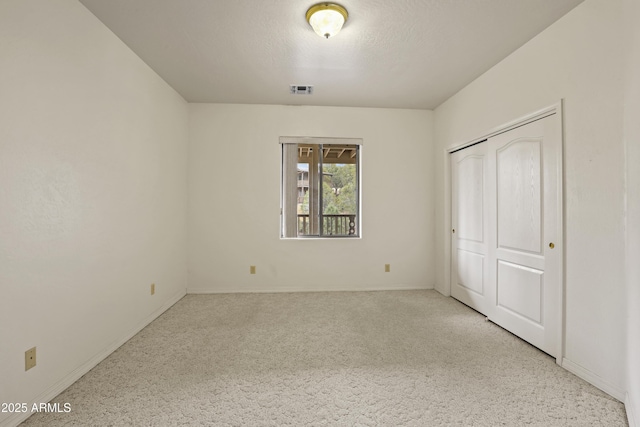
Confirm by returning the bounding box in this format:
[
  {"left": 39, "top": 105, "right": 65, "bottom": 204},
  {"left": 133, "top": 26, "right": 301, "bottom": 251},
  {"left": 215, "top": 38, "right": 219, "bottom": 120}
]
[{"left": 549, "top": 242, "right": 555, "bottom": 249}]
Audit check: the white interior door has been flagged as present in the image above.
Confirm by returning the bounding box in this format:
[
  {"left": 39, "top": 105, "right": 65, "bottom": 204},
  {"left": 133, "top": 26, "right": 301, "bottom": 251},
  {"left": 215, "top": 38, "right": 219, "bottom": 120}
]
[
  {"left": 450, "top": 112, "right": 562, "bottom": 358},
  {"left": 450, "top": 141, "right": 492, "bottom": 315},
  {"left": 488, "top": 115, "right": 561, "bottom": 357}
]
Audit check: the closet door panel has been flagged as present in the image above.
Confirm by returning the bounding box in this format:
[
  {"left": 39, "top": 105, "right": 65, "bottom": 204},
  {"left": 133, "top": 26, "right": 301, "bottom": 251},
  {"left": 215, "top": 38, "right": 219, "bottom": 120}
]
[
  {"left": 496, "top": 260, "right": 544, "bottom": 325},
  {"left": 489, "top": 115, "right": 561, "bottom": 357},
  {"left": 450, "top": 143, "right": 492, "bottom": 315},
  {"left": 496, "top": 138, "right": 542, "bottom": 254}
]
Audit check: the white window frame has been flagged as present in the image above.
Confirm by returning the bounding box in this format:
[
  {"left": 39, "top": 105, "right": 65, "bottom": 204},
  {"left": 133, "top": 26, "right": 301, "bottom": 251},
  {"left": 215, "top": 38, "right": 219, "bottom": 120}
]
[{"left": 280, "top": 136, "right": 362, "bottom": 239}]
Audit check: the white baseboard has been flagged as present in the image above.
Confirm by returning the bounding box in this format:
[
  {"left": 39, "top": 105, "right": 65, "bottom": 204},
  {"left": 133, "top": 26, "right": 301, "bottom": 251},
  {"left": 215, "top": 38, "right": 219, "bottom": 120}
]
[
  {"left": 187, "top": 285, "right": 433, "bottom": 294},
  {"left": 561, "top": 358, "right": 626, "bottom": 402},
  {"left": 627, "top": 391, "right": 639, "bottom": 427},
  {"left": 1, "top": 288, "right": 186, "bottom": 427}
]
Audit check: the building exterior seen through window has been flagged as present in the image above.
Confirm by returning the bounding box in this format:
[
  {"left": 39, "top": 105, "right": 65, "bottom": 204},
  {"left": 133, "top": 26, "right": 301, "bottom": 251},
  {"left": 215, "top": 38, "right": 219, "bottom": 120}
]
[{"left": 281, "top": 141, "right": 360, "bottom": 238}]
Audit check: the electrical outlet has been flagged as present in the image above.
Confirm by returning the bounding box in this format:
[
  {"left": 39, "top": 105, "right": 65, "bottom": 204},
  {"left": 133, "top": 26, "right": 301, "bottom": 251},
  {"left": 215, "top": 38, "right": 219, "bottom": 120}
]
[
  {"left": 151, "top": 283, "right": 155, "bottom": 295},
  {"left": 250, "top": 266, "right": 256, "bottom": 274},
  {"left": 385, "top": 264, "right": 391, "bottom": 273},
  {"left": 25, "top": 347, "right": 36, "bottom": 371}
]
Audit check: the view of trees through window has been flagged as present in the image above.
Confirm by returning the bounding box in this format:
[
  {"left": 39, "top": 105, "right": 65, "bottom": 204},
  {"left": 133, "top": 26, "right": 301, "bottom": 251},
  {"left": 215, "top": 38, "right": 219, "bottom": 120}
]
[
  {"left": 299, "top": 163, "right": 357, "bottom": 216},
  {"left": 285, "top": 142, "right": 359, "bottom": 237}
]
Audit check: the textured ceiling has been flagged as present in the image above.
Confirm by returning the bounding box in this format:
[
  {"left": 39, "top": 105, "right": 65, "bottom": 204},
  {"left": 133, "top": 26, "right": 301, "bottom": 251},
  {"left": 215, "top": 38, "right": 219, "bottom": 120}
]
[{"left": 78, "top": 0, "right": 584, "bottom": 109}]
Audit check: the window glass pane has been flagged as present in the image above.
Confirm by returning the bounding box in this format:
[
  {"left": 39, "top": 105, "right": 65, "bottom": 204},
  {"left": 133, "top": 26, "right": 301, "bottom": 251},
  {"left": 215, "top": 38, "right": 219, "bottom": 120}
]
[
  {"left": 297, "top": 144, "right": 319, "bottom": 236},
  {"left": 321, "top": 145, "right": 358, "bottom": 236},
  {"left": 281, "top": 143, "right": 299, "bottom": 238},
  {"left": 282, "top": 142, "right": 359, "bottom": 238}
]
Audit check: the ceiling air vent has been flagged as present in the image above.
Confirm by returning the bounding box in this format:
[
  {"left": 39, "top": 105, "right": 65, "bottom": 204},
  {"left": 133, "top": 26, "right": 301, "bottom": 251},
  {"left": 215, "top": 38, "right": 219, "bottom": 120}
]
[{"left": 290, "top": 85, "right": 314, "bottom": 95}]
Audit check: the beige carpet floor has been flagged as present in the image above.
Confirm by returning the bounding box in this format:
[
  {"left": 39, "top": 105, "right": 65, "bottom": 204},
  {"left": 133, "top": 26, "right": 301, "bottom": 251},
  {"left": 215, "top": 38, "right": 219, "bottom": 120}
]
[{"left": 21, "top": 290, "right": 627, "bottom": 426}]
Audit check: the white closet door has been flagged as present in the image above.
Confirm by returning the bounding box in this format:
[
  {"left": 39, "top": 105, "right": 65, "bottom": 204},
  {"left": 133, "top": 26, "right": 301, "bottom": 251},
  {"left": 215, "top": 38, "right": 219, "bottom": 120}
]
[
  {"left": 488, "top": 115, "right": 561, "bottom": 357},
  {"left": 450, "top": 142, "right": 492, "bottom": 315},
  {"left": 450, "top": 113, "right": 562, "bottom": 358}
]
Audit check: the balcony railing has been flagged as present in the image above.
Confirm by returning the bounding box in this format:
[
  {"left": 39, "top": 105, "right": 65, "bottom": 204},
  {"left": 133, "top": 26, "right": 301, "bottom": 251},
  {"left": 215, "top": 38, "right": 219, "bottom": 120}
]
[{"left": 297, "top": 214, "right": 356, "bottom": 236}]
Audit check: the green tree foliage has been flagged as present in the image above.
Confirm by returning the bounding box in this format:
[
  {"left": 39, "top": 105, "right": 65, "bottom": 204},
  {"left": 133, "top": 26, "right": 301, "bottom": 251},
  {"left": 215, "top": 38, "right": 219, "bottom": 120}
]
[
  {"left": 298, "top": 163, "right": 357, "bottom": 216},
  {"left": 300, "top": 191, "right": 309, "bottom": 214},
  {"left": 322, "top": 163, "right": 357, "bottom": 214}
]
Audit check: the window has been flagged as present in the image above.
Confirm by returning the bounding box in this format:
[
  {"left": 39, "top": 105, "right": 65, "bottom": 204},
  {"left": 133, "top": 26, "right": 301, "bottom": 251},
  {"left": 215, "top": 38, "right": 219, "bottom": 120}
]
[{"left": 281, "top": 137, "right": 361, "bottom": 238}]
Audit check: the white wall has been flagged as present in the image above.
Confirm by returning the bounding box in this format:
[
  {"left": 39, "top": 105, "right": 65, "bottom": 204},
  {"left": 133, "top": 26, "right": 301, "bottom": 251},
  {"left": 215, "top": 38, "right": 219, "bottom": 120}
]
[
  {"left": 189, "top": 104, "right": 433, "bottom": 293},
  {"left": 624, "top": 0, "right": 640, "bottom": 422},
  {"left": 434, "top": 0, "right": 626, "bottom": 399},
  {"left": 0, "top": 2, "right": 188, "bottom": 426}
]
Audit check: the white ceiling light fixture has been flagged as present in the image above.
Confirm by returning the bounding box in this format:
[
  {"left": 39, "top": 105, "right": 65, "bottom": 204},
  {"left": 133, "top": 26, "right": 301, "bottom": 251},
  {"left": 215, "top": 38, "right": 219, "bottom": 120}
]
[{"left": 306, "top": 3, "right": 348, "bottom": 39}]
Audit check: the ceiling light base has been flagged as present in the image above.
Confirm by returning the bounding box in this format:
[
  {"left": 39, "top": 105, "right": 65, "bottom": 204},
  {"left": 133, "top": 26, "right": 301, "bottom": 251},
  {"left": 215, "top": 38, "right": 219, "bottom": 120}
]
[{"left": 306, "top": 3, "right": 348, "bottom": 39}]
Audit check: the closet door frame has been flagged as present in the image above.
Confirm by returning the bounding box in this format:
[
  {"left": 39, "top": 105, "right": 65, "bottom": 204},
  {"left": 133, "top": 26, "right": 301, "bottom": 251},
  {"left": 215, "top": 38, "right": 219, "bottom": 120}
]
[{"left": 443, "top": 101, "right": 564, "bottom": 364}]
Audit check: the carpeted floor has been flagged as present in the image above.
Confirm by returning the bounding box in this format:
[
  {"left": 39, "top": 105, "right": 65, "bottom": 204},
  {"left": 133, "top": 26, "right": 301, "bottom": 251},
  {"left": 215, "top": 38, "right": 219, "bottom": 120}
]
[{"left": 20, "top": 290, "right": 627, "bottom": 426}]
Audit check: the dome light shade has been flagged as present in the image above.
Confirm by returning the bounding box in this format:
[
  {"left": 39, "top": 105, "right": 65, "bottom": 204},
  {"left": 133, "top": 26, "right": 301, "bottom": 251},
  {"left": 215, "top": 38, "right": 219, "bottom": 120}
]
[{"left": 306, "top": 3, "right": 348, "bottom": 39}]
